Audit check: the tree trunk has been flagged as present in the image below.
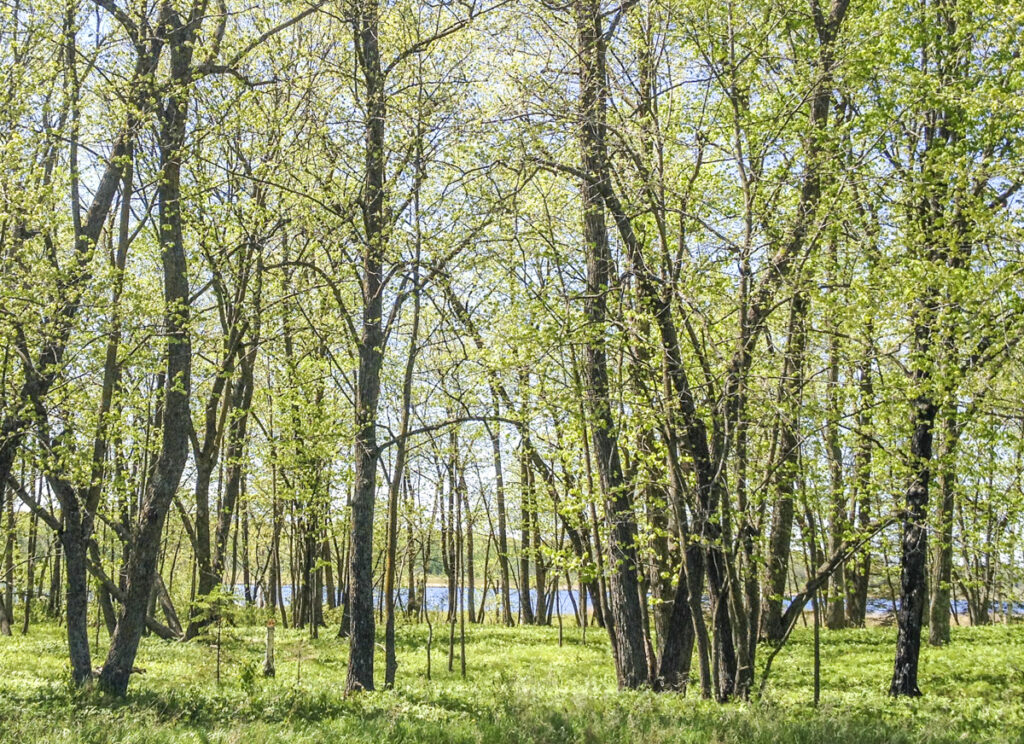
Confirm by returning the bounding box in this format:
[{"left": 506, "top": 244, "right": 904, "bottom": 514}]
[
  {"left": 98, "top": 26, "right": 194, "bottom": 694},
  {"left": 48, "top": 539, "right": 62, "bottom": 618},
  {"left": 346, "top": 0, "right": 386, "bottom": 692},
  {"left": 929, "top": 409, "right": 958, "bottom": 645},
  {"left": 846, "top": 339, "right": 874, "bottom": 627},
  {"left": 530, "top": 469, "right": 545, "bottom": 626},
  {"left": 889, "top": 344, "right": 937, "bottom": 697},
  {"left": 489, "top": 416, "right": 513, "bottom": 626},
  {"left": 22, "top": 505, "right": 38, "bottom": 633},
  {"left": 243, "top": 503, "right": 252, "bottom": 605},
  {"left": 3, "top": 482, "right": 14, "bottom": 630},
  {"left": 186, "top": 459, "right": 218, "bottom": 639},
  {"left": 761, "top": 291, "right": 809, "bottom": 642},
  {"left": 464, "top": 485, "right": 477, "bottom": 624},
  {"left": 656, "top": 431, "right": 698, "bottom": 692},
  {"left": 61, "top": 509, "right": 93, "bottom": 685},
  {"left": 384, "top": 249, "right": 420, "bottom": 687},
  {"left": 323, "top": 537, "right": 335, "bottom": 610},
  {"left": 518, "top": 446, "right": 535, "bottom": 625},
  {"left": 574, "top": 0, "right": 649, "bottom": 689},
  {"left": 655, "top": 557, "right": 695, "bottom": 692},
  {"left": 824, "top": 299, "right": 847, "bottom": 631}
]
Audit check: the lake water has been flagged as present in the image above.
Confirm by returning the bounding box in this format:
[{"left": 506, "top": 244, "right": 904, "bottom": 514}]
[{"left": 238, "top": 585, "right": 1021, "bottom": 617}]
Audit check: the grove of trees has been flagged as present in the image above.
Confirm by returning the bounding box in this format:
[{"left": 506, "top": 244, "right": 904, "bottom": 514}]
[{"left": 1, "top": 0, "right": 1022, "bottom": 702}]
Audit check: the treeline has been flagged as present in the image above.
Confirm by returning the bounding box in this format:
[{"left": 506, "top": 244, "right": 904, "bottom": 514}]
[{"left": 0, "top": 0, "right": 1022, "bottom": 702}]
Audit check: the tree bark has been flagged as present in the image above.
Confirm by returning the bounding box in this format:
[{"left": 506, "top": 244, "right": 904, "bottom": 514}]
[
  {"left": 489, "top": 416, "right": 513, "bottom": 626},
  {"left": 762, "top": 292, "right": 809, "bottom": 642},
  {"left": 889, "top": 327, "right": 937, "bottom": 697},
  {"left": 98, "top": 16, "right": 194, "bottom": 694},
  {"left": 846, "top": 336, "right": 874, "bottom": 627},
  {"left": 22, "top": 504, "right": 38, "bottom": 634},
  {"left": 574, "top": 0, "right": 649, "bottom": 689},
  {"left": 346, "top": 0, "right": 386, "bottom": 692},
  {"left": 62, "top": 510, "right": 93, "bottom": 685},
  {"left": 824, "top": 289, "right": 847, "bottom": 631},
  {"left": 929, "top": 409, "right": 958, "bottom": 645},
  {"left": 518, "top": 442, "right": 535, "bottom": 625},
  {"left": 384, "top": 249, "right": 420, "bottom": 687},
  {"left": 1, "top": 485, "right": 13, "bottom": 635}
]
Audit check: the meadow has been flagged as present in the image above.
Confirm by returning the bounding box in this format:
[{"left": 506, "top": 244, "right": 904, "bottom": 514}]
[{"left": 1, "top": 620, "right": 1021, "bottom": 743}]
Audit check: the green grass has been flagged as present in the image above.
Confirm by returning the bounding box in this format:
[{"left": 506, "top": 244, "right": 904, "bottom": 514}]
[{"left": 1, "top": 618, "right": 1022, "bottom": 743}]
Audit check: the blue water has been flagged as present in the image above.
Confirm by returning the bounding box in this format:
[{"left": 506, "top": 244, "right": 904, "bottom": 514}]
[
  {"left": 235, "top": 585, "right": 1022, "bottom": 617},
  {"left": 243, "top": 585, "right": 587, "bottom": 616}
]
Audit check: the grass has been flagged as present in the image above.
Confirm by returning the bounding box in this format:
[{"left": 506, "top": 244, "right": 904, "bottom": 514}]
[{"left": 1, "top": 617, "right": 1022, "bottom": 743}]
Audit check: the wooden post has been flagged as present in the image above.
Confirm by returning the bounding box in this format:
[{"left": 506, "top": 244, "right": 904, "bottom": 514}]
[
  {"left": 216, "top": 617, "right": 222, "bottom": 684},
  {"left": 812, "top": 588, "right": 820, "bottom": 706},
  {"left": 263, "top": 619, "right": 276, "bottom": 677}
]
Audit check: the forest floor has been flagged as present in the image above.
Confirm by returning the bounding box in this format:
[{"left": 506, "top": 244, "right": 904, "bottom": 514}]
[{"left": 0, "top": 620, "right": 1022, "bottom": 743}]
